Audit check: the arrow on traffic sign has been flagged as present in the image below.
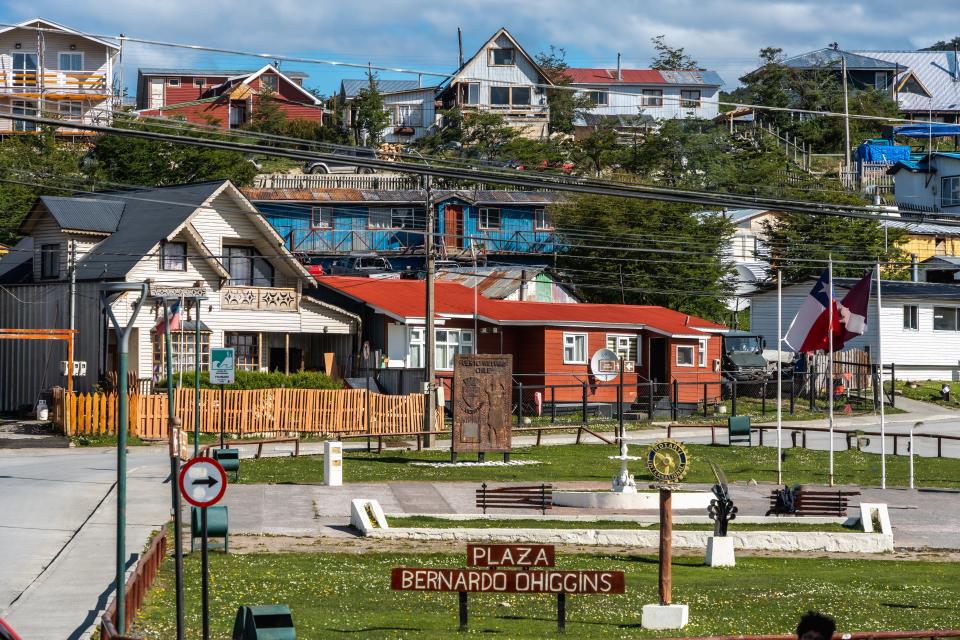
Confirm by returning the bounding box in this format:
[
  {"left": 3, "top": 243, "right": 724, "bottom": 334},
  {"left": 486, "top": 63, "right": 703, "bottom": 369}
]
[{"left": 192, "top": 476, "right": 219, "bottom": 487}]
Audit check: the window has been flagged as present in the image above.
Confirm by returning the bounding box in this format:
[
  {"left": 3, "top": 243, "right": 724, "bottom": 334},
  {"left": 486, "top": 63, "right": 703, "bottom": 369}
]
[
  {"left": 311, "top": 207, "right": 332, "bottom": 229},
  {"left": 676, "top": 345, "right": 695, "bottom": 366},
  {"left": 933, "top": 306, "right": 958, "bottom": 331},
  {"left": 224, "top": 245, "right": 274, "bottom": 286},
  {"left": 58, "top": 101, "right": 82, "bottom": 121},
  {"left": 395, "top": 104, "right": 422, "bottom": 127},
  {"left": 510, "top": 87, "right": 531, "bottom": 106},
  {"left": 490, "top": 86, "right": 511, "bottom": 106},
  {"left": 874, "top": 71, "right": 888, "bottom": 90},
  {"left": 942, "top": 176, "right": 960, "bottom": 207},
  {"left": 435, "top": 329, "right": 473, "bottom": 370},
  {"left": 193, "top": 78, "right": 205, "bottom": 89},
  {"left": 153, "top": 329, "right": 211, "bottom": 375},
  {"left": 466, "top": 83, "right": 480, "bottom": 105},
  {"left": 12, "top": 100, "right": 37, "bottom": 132},
  {"left": 409, "top": 327, "right": 424, "bottom": 368},
  {"left": 160, "top": 241, "right": 186, "bottom": 271},
  {"left": 490, "top": 86, "right": 531, "bottom": 107},
  {"left": 369, "top": 208, "right": 391, "bottom": 229},
  {"left": 58, "top": 52, "right": 83, "bottom": 71},
  {"left": 903, "top": 305, "right": 919, "bottom": 331},
  {"left": 40, "top": 244, "right": 60, "bottom": 279},
  {"left": 680, "top": 90, "right": 701, "bottom": 108},
  {"left": 391, "top": 208, "right": 425, "bottom": 230},
  {"left": 698, "top": 338, "right": 708, "bottom": 367},
  {"left": 229, "top": 102, "right": 247, "bottom": 128},
  {"left": 588, "top": 90, "right": 609, "bottom": 106},
  {"left": 641, "top": 89, "right": 663, "bottom": 107},
  {"left": 11, "top": 53, "right": 37, "bottom": 87},
  {"left": 227, "top": 333, "right": 259, "bottom": 371},
  {"left": 490, "top": 47, "right": 516, "bottom": 65},
  {"left": 479, "top": 208, "right": 501, "bottom": 230},
  {"left": 534, "top": 208, "right": 553, "bottom": 230},
  {"left": 606, "top": 334, "right": 639, "bottom": 363},
  {"left": 260, "top": 74, "right": 278, "bottom": 92},
  {"left": 563, "top": 333, "right": 587, "bottom": 364},
  {"left": 167, "top": 78, "right": 180, "bottom": 86}
]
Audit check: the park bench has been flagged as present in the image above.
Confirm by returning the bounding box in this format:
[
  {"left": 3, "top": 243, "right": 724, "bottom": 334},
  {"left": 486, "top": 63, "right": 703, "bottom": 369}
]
[
  {"left": 476, "top": 483, "right": 553, "bottom": 515},
  {"left": 201, "top": 436, "right": 300, "bottom": 460},
  {"left": 766, "top": 486, "right": 860, "bottom": 517}
]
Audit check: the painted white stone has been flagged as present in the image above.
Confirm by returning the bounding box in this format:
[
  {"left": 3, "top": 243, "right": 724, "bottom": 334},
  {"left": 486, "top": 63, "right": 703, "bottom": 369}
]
[
  {"left": 553, "top": 490, "right": 713, "bottom": 511},
  {"left": 324, "top": 441, "right": 343, "bottom": 486},
  {"left": 350, "top": 499, "right": 388, "bottom": 534},
  {"left": 641, "top": 604, "right": 688, "bottom": 630},
  {"left": 705, "top": 536, "right": 736, "bottom": 567},
  {"left": 859, "top": 503, "right": 893, "bottom": 535}
]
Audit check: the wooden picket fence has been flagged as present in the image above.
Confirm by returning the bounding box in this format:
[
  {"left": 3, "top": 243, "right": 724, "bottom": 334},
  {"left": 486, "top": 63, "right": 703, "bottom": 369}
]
[{"left": 55, "top": 388, "right": 442, "bottom": 439}]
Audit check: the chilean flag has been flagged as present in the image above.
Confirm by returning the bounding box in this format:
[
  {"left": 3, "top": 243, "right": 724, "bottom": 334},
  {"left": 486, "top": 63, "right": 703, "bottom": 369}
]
[
  {"left": 785, "top": 270, "right": 872, "bottom": 353},
  {"left": 155, "top": 300, "right": 182, "bottom": 334}
]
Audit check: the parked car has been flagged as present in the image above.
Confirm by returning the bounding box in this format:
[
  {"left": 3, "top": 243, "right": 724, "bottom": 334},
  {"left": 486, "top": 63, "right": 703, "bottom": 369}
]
[
  {"left": 329, "top": 254, "right": 395, "bottom": 277},
  {"left": 304, "top": 147, "right": 378, "bottom": 175},
  {"left": 0, "top": 618, "right": 22, "bottom": 640}
]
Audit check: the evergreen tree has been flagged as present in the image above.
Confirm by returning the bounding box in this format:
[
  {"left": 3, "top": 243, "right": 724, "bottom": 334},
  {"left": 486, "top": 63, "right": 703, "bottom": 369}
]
[
  {"left": 244, "top": 85, "right": 287, "bottom": 136},
  {"left": 535, "top": 46, "right": 592, "bottom": 134},
  {"left": 650, "top": 35, "right": 700, "bottom": 70},
  {"left": 351, "top": 70, "right": 390, "bottom": 147}
]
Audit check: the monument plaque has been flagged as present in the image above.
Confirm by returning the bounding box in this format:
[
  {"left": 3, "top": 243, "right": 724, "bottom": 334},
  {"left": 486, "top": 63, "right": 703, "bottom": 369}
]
[{"left": 452, "top": 354, "right": 512, "bottom": 454}]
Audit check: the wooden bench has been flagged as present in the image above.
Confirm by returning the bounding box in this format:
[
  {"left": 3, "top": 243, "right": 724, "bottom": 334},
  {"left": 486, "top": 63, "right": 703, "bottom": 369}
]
[
  {"left": 766, "top": 486, "right": 860, "bottom": 517},
  {"left": 476, "top": 483, "right": 553, "bottom": 515},
  {"left": 201, "top": 436, "right": 300, "bottom": 460}
]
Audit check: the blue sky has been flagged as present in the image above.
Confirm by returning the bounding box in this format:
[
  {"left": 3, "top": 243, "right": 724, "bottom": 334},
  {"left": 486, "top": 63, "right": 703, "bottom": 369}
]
[{"left": 3, "top": 0, "right": 958, "bottom": 98}]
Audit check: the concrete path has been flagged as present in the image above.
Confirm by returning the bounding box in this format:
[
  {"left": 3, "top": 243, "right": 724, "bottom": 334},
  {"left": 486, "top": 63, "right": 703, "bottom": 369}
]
[{"left": 0, "top": 447, "right": 170, "bottom": 640}]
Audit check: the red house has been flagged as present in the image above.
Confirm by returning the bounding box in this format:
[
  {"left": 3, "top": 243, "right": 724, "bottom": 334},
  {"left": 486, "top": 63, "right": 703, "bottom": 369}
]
[
  {"left": 135, "top": 64, "right": 323, "bottom": 129},
  {"left": 313, "top": 277, "right": 727, "bottom": 406}
]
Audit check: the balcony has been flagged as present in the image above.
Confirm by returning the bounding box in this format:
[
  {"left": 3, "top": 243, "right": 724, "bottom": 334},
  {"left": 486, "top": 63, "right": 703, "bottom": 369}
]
[
  {"left": 0, "top": 70, "right": 111, "bottom": 97},
  {"left": 221, "top": 283, "right": 301, "bottom": 313}
]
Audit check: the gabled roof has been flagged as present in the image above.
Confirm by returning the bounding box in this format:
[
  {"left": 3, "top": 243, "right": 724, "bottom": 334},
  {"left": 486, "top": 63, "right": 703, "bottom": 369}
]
[
  {"left": 34, "top": 196, "right": 124, "bottom": 234},
  {"left": 139, "top": 68, "right": 308, "bottom": 79},
  {"left": 317, "top": 276, "right": 726, "bottom": 336},
  {"left": 241, "top": 64, "right": 322, "bottom": 105},
  {"left": 564, "top": 68, "right": 723, "bottom": 87},
  {"left": 777, "top": 48, "right": 898, "bottom": 71},
  {"left": 439, "top": 27, "right": 554, "bottom": 93},
  {"left": 853, "top": 50, "right": 960, "bottom": 112},
  {"left": 339, "top": 79, "right": 434, "bottom": 99},
  {"left": 0, "top": 18, "right": 119, "bottom": 50},
  {"left": 0, "top": 237, "right": 34, "bottom": 284}
]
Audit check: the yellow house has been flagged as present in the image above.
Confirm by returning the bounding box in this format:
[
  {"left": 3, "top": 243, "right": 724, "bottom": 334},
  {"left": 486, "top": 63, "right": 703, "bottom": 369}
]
[{"left": 881, "top": 220, "right": 960, "bottom": 261}]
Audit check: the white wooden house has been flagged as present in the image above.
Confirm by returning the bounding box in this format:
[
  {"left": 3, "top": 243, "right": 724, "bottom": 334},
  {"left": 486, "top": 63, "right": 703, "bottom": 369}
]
[
  {"left": 338, "top": 79, "right": 438, "bottom": 143},
  {"left": 0, "top": 17, "right": 118, "bottom": 135},
  {"left": 889, "top": 152, "right": 960, "bottom": 214},
  {"left": 0, "top": 181, "right": 359, "bottom": 411},
  {"left": 749, "top": 278, "right": 960, "bottom": 380}
]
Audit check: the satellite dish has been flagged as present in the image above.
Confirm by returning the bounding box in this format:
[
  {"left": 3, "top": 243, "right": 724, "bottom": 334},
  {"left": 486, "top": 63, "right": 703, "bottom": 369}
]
[{"left": 590, "top": 348, "right": 620, "bottom": 382}]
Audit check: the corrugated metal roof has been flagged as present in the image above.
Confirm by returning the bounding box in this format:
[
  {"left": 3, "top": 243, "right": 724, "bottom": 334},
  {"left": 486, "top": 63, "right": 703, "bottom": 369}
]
[
  {"left": 0, "top": 237, "right": 34, "bottom": 284},
  {"left": 340, "top": 79, "right": 432, "bottom": 98},
  {"left": 658, "top": 70, "right": 725, "bottom": 86},
  {"left": 920, "top": 255, "right": 960, "bottom": 267},
  {"left": 140, "top": 68, "right": 308, "bottom": 79},
  {"left": 779, "top": 48, "right": 898, "bottom": 71},
  {"left": 853, "top": 51, "right": 960, "bottom": 112},
  {"left": 39, "top": 196, "right": 124, "bottom": 233},
  {"left": 243, "top": 188, "right": 562, "bottom": 205},
  {"left": 436, "top": 266, "right": 546, "bottom": 299},
  {"left": 879, "top": 218, "right": 960, "bottom": 236}
]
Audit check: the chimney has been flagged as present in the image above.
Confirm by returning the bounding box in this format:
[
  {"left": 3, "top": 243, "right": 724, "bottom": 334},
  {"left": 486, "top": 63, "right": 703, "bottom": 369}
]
[
  {"left": 911, "top": 253, "right": 919, "bottom": 282},
  {"left": 684, "top": 315, "right": 690, "bottom": 326},
  {"left": 954, "top": 45, "right": 959, "bottom": 81},
  {"left": 519, "top": 269, "right": 527, "bottom": 301},
  {"left": 616, "top": 52, "right": 622, "bottom": 81},
  {"left": 458, "top": 27, "right": 464, "bottom": 67}
]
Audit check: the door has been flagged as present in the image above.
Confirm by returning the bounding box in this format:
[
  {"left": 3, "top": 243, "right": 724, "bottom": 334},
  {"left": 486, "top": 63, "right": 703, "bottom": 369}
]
[
  {"left": 649, "top": 337, "right": 667, "bottom": 383},
  {"left": 149, "top": 78, "right": 164, "bottom": 108},
  {"left": 229, "top": 101, "right": 247, "bottom": 128},
  {"left": 444, "top": 205, "right": 464, "bottom": 251},
  {"left": 11, "top": 52, "right": 37, "bottom": 87},
  {"left": 269, "top": 347, "right": 303, "bottom": 373}
]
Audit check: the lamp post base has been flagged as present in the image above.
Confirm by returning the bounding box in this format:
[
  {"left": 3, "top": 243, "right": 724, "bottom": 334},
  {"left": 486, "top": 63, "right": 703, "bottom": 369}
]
[
  {"left": 705, "top": 536, "right": 736, "bottom": 567},
  {"left": 641, "top": 604, "right": 688, "bottom": 630}
]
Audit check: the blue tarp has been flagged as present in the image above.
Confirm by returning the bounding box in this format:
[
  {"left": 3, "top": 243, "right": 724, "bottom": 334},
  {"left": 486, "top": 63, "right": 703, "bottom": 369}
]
[
  {"left": 855, "top": 139, "right": 911, "bottom": 164},
  {"left": 890, "top": 123, "right": 960, "bottom": 139}
]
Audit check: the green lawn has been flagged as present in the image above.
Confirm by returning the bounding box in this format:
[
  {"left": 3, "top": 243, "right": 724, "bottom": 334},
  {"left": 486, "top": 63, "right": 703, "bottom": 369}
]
[
  {"left": 891, "top": 380, "right": 960, "bottom": 410},
  {"left": 388, "top": 516, "right": 858, "bottom": 533},
  {"left": 132, "top": 551, "right": 960, "bottom": 639},
  {"left": 237, "top": 442, "right": 960, "bottom": 488}
]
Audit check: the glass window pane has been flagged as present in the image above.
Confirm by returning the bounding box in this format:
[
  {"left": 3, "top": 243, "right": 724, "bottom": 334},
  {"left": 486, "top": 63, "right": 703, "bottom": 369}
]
[
  {"left": 490, "top": 87, "right": 510, "bottom": 105},
  {"left": 933, "top": 307, "right": 957, "bottom": 331},
  {"left": 511, "top": 87, "right": 530, "bottom": 106},
  {"left": 467, "top": 83, "right": 480, "bottom": 104}
]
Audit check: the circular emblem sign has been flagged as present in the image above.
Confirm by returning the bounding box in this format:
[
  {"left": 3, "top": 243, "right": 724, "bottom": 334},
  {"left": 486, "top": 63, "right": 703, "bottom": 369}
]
[
  {"left": 646, "top": 440, "right": 689, "bottom": 483},
  {"left": 178, "top": 456, "right": 228, "bottom": 508}
]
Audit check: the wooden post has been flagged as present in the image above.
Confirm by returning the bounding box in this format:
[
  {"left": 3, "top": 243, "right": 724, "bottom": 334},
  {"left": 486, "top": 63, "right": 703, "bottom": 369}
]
[
  {"left": 658, "top": 488, "right": 673, "bottom": 605},
  {"left": 284, "top": 333, "right": 290, "bottom": 375},
  {"left": 458, "top": 591, "right": 468, "bottom": 631}
]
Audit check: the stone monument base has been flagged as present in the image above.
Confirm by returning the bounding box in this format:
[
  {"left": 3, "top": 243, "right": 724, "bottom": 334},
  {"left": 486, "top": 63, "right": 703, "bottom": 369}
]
[
  {"left": 641, "top": 603, "right": 689, "bottom": 629},
  {"left": 705, "top": 535, "right": 736, "bottom": 567}
]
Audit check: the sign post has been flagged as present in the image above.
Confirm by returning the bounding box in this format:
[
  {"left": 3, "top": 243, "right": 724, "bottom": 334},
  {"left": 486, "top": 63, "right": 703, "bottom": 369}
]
[
  {"left": 210, "top": 348, "right": 235, "bottom": 449},
  {"left": 179, "top": 456, "right": 228, "bottom": 640},
  {"left": 452, "top": 354, "right": 512, "bottom": 463}
]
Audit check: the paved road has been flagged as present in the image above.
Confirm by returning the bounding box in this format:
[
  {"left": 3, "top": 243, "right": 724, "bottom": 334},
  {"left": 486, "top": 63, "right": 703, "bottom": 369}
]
[{"left": 0, "top": 447, "right": 170, "bottom": 640}]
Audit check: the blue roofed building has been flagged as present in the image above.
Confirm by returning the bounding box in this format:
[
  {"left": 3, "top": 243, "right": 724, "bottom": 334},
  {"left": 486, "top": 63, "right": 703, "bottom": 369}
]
[{"left": 888, "top": 152, "right": 960, "bottom": 213}]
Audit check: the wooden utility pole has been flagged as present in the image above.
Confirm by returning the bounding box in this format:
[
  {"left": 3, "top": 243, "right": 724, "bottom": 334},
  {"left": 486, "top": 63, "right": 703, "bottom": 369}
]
[
  {"left": 423, "top": 175, "right": 436, "bottom": 446},
  {"left": 658, "top": 488, "right": 673, "bottom": 605}
]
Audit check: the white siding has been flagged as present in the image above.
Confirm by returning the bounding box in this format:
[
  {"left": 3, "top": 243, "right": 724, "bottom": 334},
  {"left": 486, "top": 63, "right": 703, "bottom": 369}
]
[
  {"left": 576, "top": 84, "right": 720, "bottom": 120},
  {"left": 381, "top": 89, "right": 437, "bottom": 142},
  {"left": 893, "top": 155, "right": 960, "bottom": 213}
]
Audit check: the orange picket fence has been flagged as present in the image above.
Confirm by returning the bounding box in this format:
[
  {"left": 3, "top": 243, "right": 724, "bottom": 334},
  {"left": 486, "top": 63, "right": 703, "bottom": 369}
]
[{"left": 54, "top": 388, "right": 442, "bottom": 439}]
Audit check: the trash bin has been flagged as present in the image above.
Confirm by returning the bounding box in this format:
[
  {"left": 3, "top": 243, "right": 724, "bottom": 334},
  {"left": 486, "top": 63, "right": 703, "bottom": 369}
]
[
  {"left": 213, "top": 448, "right": 241, "bottom": 480},
  {"left": 191, "top": 505, "right": 229, "bottom": 553},
  {"left": 232, "top": 604, "right": 296, "bottom": 640}
]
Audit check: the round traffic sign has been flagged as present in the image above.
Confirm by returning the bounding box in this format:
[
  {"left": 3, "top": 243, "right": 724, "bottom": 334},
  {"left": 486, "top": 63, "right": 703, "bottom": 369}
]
[{"left": 178, "top": 456, "right": 228, "bottom": 508}]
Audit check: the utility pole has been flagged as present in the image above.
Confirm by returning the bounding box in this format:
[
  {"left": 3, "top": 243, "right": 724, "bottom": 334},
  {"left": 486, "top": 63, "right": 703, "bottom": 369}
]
[
  {"left": 68, "top": 240, "right": 76, "bottom": 335},
  {"left": 423, "top": 175, "right": 436, "bottom": 447},
  {"left": 842, "top": 54, "right": 851, "bottom": 171}
]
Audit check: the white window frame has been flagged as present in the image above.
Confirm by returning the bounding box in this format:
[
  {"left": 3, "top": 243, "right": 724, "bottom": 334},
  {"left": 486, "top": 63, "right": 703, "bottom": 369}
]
[
  {"left": 589, "top": 90, "right": 609, "bottom": 106},
  {"left": 260, "top": 74, "right": 278, "bottom": 93},
  {"left": 479, "top": 208, "right": 502, "bottom": 230},
  {"left": 58, "top": 100, "right": 82, "bottom": 122},
  {"left": 563, "top": 332, "right": 588, "bottom": 365},
  {"left": 160, "top": 241, "right": 187, "bottom": 272},
  {"left": 435, "top": 328, "right": 473, "bottom": 371},
  {"left": 12, "top": 99, "right": 37, "bottom": 132},
  {"left": 395, "top": 104, "right": 422, "bottom": 127},
  {"left": 534, "top": 208, "right": 553, "bottom": 231},
  {"left": 194, "top": 78, "right": 205, "bottom": 88},
  {"left": 489, "top": 47, "right": 516, "bottom": 66},
  {"left": 466, "top": 82, "right": 480, "bottom": 105},
  {"left": 167, "top": 77, "right": 180, "bottom": 87},
  {"left": 903, "top": 305, "right": 919, "bottom": 331},
  {"left": 680, "top": 89, "right": 701, "bottom": 108},
  {"left": 933, "top": 306, "right": 958, "bottom": 332},
  {"left": 11, "top": 52, "right": 38, "bottom": 87},
  {"left": 676, "top": 345, "right": 695, "bottom": 367},
  {"left": 942, "top": 176, "right": 960, "bottom": 208},
  {"left": 58, "top": 51, "right": 83, "bottom": 72},
  {"left": 310, "top": 206, "right": 332, "bottom": 230},
  {"left": 408, "top": 327, "right": 425, "bottom": 368},
  {"left": 606, "top": 334, "right": 640, "bottom": 364},
  {"left": 641, "top": 89, "right": 663, "bottom": 107},
  {"left": 698, "top": 338, "right": 708, "bottom": 367}
]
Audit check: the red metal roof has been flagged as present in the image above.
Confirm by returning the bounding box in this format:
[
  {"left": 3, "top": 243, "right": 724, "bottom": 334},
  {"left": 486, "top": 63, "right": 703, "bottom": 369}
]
[
  {"left": 319, "top": 277, "right": 726, "bottom": 335},
  {"left": 564, "top": 68, "right": 665, "bottom": 84}
]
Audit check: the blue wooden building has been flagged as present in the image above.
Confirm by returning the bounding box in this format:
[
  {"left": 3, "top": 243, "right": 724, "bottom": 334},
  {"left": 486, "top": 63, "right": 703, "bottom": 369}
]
[{"left": 244, "top": 188, "right": 562, "bottom": 260}]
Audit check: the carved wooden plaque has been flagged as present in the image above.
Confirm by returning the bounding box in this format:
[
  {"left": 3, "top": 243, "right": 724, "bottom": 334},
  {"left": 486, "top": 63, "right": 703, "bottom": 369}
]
[{"left": 452, "top": 353, "right": 512, "bottom": 453}]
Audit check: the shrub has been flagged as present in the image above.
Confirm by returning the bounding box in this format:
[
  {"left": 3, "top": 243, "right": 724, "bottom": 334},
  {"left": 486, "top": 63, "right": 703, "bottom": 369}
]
[{"left": 156, "top": 370, "right": 342, "bottom": 390}]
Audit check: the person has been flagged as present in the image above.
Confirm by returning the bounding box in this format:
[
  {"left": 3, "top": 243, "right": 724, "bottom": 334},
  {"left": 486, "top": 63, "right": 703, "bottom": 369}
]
[{"left": 797, "top": 611, "right": 836, "bottom": 640}]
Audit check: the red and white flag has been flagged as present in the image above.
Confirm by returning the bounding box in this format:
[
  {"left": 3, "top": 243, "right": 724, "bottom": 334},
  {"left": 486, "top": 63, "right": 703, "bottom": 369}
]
[
  {"left": 784, "top": 270, "right": 872, "bottom": 353},
  {"left": 155, "top": 300, "right": 182, "bottom": 334},
  {"left": 836, "top": 271, "right": 872, "bottom": 349}
]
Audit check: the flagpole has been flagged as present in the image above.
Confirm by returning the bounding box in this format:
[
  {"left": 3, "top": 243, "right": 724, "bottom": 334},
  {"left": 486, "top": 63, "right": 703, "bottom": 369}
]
[
  {"left": 828, "top": 257, "right": 835, "bottom": 487},
  {"left": 876, "top": 262, "right": 886, "bottom": 489},
  {"left": 776, "top": 268, "right": 783, "bottom": 486}
]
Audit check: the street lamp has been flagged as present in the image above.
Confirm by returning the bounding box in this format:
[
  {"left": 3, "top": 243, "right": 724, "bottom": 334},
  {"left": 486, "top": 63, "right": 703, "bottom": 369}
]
[{"left": 100, "top": 282, "right": 148, "bottom": 634}]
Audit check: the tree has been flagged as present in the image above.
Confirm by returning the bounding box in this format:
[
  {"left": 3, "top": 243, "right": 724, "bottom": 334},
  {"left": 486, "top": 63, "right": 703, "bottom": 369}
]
[
  {"left": 650, "top": 35, "right": 699, "bottom": 70},
  {"left": 535, "top": 45, "right": 592, "bottom": 134},
  {"left": 351, "top": 70, "right": 390, "bottom": 147},
  {"left": 921, "top": 36, "right": 960, "bottom": 51},
  {"left": 551, "top": 195, "right": 735, "bottom": 321},
  {"left": 575, "top": 122, "right": 619, "bottom": 176},
  {"left": 244, "top": 85, "right": 287, "bottom": 136},
  {"left": 462, "top": 111, "right": 517, "bottom": 151}
]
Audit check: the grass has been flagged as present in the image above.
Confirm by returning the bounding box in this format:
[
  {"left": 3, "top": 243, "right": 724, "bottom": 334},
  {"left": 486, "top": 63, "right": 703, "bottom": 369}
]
[
  {"left": 132, "top": 550, "right": 960, "bottom": 639},
  {"left": 387, "top": 516, "right": 859, "bottom": 533},
  {"left": 891, "top": 380, "right": 960, "bottom": 410},
  {"left": 237, "top": 442, "right": 960, "bottom": 488}
]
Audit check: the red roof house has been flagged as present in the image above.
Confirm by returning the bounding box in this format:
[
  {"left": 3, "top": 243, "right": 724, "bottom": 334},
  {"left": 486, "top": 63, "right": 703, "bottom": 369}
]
[{"left": 313, "top": 277, "right": 727, "bottom": 406}]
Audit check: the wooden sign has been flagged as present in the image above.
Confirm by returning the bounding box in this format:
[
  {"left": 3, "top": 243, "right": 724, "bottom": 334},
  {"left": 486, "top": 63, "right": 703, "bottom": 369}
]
[
  {"left": 391, "top": 568, "right": 624, "bottom": 594},
  {"left": 467, "top": 544, "right": 555, "bottom": 568},
  {"left": 452, "top": 354, "right": 512, "bottom": 453}
]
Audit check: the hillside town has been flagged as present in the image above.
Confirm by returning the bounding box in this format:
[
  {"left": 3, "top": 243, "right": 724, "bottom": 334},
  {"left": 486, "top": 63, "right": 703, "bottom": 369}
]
[{"left": 0, "top": 7, "right": 959, "bottom": 640}]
